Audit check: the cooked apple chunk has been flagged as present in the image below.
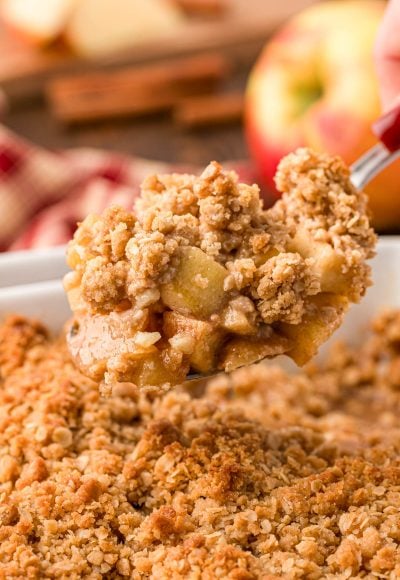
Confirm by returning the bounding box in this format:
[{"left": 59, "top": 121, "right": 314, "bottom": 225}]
[
  {"left": 289, "top": 228, "right": 361, "bottom": 298},
  {"left": 163, "top": 311, "right": 225, "bottom": 373},
  {"left": 64, "top": 148, "right": 376, "bottom": 393},
  {"left": 279, "top": 293, "right": 349, "bottom": 366},
  {"left": 221, "top": 331, "right": 289, "bottom": 373},
  {"left": 160, "top": 247, "right": 228, "bottom": 319}
]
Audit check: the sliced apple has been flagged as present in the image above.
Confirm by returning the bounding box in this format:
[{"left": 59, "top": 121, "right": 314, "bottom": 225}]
[
  {"left": 1, "top": 0, "right": 76, "bottom": 45},
  {"left": 163, "top": 311, "right": 224, "bottom": 373},
  {"left": 65, "top": 0, "right": 183, "bottom": 58},
  {"left": 221, "top": 297, "right": 258, "bottom": 335},
  {"left": 220, "top": 331, "right": 289, "bottom": 373},
  {"left": 161, "top": 246, "right": 228, "bottom": 319},
  {"left": 113, "top": 351, "right": 188, "bottom": 389},
  {"left": 67, "top": 308, "right": 151, "bottom": 381},
  {"left": 289, "top": 228, "right": 353, "bottom": 295},
  {"left": 280, "top": 293, "right": 349, "bottom": 366}
]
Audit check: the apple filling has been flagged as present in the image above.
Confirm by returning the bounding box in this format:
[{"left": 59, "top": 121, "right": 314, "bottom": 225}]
[{"left": 64, "top": 148, "right": 376, "bottom": 394}]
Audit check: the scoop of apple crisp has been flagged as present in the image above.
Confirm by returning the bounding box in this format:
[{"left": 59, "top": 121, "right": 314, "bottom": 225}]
[{"left": 64, "top": 148, "right": 376, "bottom": 394}]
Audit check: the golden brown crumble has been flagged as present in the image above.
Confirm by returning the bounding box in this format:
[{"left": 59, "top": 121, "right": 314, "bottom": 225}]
[
  {"left": 64, "top": 149, "right": 376, "bottom": 392},
  {"left": 2, "top": 311, "right": 400, "bottom": 578}
]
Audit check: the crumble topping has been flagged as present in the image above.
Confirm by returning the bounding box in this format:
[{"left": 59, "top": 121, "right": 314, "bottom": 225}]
[
  {"left": 64, "top": 149, "right": 376, "bottom": 391},
  {"left": 1, "top": 311, "right": 400, "bottom": 578}
]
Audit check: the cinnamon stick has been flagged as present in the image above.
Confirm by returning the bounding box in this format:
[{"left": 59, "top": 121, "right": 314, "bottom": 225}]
[
  {"left": 46, "top": 53, "right": 231, "bottom": 124},
  {"left": 172, "top": 0, "right": 229, "bottom": 17},
  {"left": 174, "top": 91, "right": 244, "bottom": 128}
]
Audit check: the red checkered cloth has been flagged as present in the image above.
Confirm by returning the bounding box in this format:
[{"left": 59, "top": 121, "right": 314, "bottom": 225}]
[{"left": 0, "top": 124, "right": 259, "bottom": 252}]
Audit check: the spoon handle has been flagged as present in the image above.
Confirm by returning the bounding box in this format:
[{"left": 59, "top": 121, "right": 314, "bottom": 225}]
[
  {"left": 372, "top": 101, "right": 400, "bottom": 153},
  {"left": 351, "top": 101, "right": 400, "bottom": 190}
]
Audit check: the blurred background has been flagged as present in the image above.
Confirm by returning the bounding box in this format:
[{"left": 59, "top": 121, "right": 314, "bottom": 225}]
[{"left": 0, "top": 0, "right": 398, "bottom": 252}]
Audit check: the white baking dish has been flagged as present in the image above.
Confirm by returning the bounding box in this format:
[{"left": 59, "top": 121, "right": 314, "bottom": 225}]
[
  {"left": 320, "top": 236, "right": 400, "bottom": 350},
  {"left": 0, "top": 246, "right": 68, "bottom": 288},
  {"left": 0, "top": 246, "right": 70, "bottom": 333},
  {"left": 0, "top": 238, "right": 399, "bottom": 351}
]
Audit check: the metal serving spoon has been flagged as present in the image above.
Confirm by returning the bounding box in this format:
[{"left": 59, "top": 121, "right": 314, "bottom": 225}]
[{"left": 186, "top": 103, "right": 400, "bottom": 382}]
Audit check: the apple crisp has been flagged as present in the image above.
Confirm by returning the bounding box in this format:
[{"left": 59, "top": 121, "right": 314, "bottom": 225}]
[
  {"left": 64, "top": 148, "right": 376, "bottom": 393},
  {"left": 2, "top": 311, "right": 400, "bottom": 578}
]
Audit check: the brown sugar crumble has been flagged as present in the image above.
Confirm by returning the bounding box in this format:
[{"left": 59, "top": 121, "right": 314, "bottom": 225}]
[
  {"left": 64, "top": 149, "right": 376, "bottom": 393},
  {"left": 2, "top": 311, "right": 400, "bottom": 578}
]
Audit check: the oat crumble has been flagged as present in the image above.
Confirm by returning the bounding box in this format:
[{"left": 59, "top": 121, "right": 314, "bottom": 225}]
[
  {"left": 1, "top": 311, "right": 400, "bottom": 578},
  {"left": 64, "top": 149, "right": 376, "bottom": 392}
]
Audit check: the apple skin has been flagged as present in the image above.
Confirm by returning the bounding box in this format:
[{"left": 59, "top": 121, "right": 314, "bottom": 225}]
[{"left": 245, "top": 0, "right": 400, "bottom": 230}]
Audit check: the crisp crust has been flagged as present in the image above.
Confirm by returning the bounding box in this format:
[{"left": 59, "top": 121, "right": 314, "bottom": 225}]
[
  {"left": 64, "top": 149, "right": 376, "bottom": 389},
  {"left": 68, "top": 150, "right": 375, "bottom": 311},
  {"left": 273, "top": 148, "right": 376, "bottom": 300},
  {"left": 274, "top": 148, "right": 374, "bottom": 255},
  {"left": 1, "top": 312, "right": 400, "bottom": 578}
]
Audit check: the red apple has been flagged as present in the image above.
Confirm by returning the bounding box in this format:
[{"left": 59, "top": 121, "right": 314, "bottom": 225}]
[{"left": 245, "top": 0, "right": 400, "bottom": 230}]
